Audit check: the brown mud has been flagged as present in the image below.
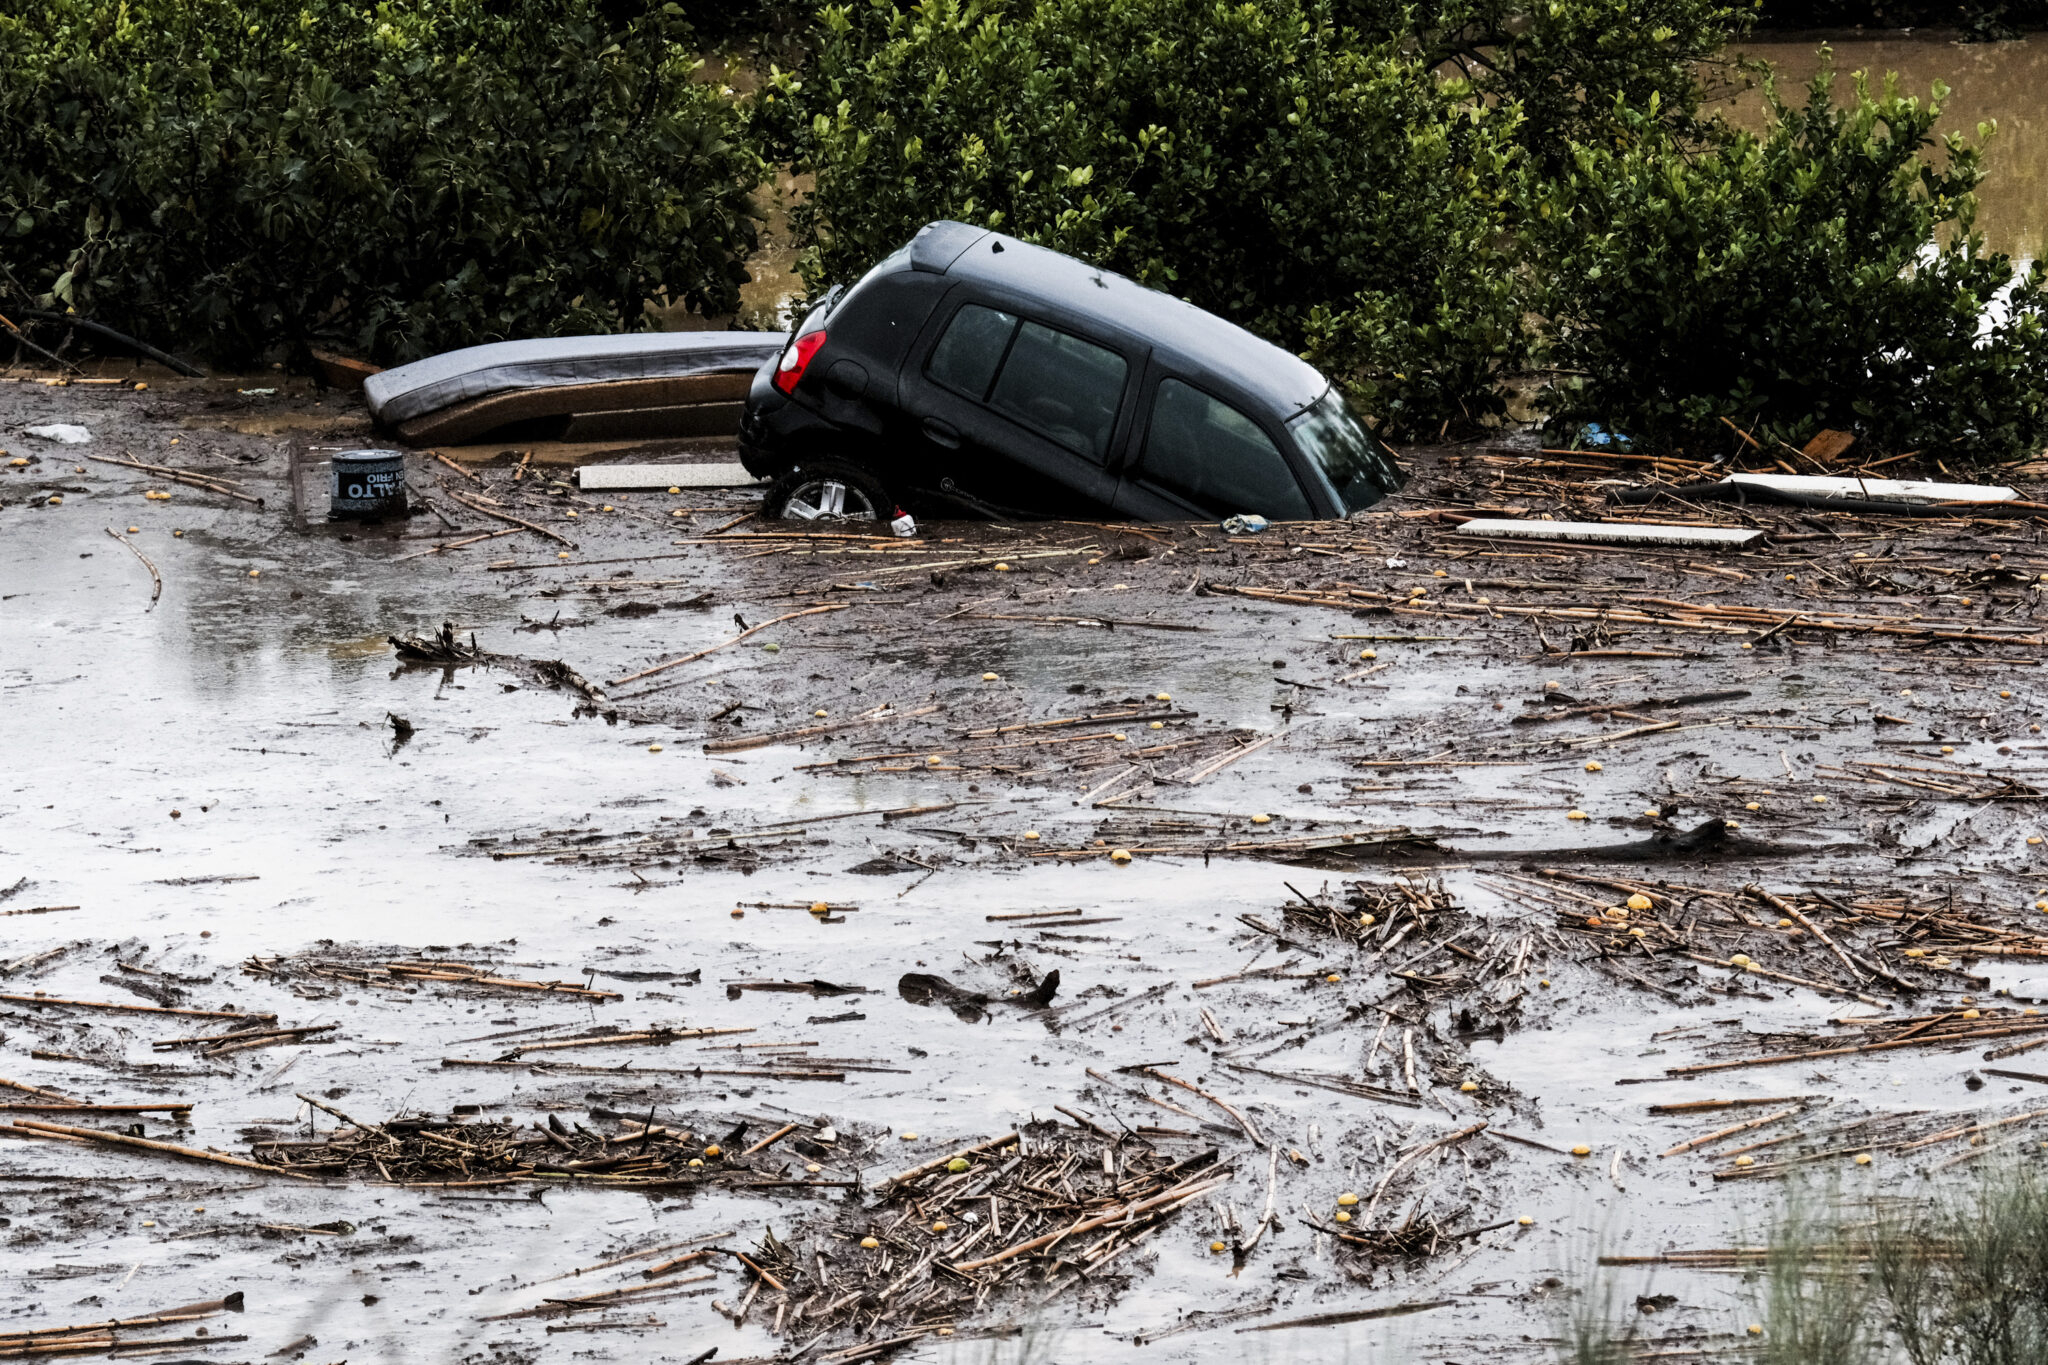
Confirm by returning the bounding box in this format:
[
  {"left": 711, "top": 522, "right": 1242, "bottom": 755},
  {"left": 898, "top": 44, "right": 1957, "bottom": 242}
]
[{"left": 4, "top": 366, "right": 2048, "bottom": 1363}]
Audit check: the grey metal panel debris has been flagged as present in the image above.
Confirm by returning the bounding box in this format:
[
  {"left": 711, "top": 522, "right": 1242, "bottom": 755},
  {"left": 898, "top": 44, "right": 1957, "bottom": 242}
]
[
  {"left": 577, "top": 463, "right": 764, "bottom": 491},
  {"left": 1455, "top": 518, "right": 1766, "bottom": 548},
  {"left": 1722, "top": 473, "right": 2016, "bottom": 503},
  {"left": 364, "top": 331, "right": 787, "bottom": 426}
]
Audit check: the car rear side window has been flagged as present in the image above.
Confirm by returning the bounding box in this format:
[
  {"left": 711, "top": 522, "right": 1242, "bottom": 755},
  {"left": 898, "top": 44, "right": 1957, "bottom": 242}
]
[
  {"left": 1139, "top": 379, "right": 1313, "bottom": 520},
  {"left": 986, "top": 321, "right": 1128, "bottom": 462},
  {"left": 927, "top": 304, "right": 1018, "bottom": 401}
]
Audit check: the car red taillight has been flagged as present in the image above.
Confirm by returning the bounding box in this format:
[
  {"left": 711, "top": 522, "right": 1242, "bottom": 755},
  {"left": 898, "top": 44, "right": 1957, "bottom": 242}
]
[{"left": 773, "top": 330, "right": 827, "bottom": 396}]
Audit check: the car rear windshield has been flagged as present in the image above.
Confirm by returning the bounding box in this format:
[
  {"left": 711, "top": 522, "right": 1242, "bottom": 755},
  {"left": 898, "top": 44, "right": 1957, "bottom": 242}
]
[{"left": 1287, "top": 388, "right": 1402, "bottom": 514}]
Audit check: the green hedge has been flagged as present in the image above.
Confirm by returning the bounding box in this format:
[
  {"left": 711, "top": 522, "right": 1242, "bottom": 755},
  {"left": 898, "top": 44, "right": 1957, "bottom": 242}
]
[
  {"left": 0, "top": 0, "right": 764, "bottom": 366},
  {"left": 1534, "top": 71, "right": 2048, "bottom": 462}
]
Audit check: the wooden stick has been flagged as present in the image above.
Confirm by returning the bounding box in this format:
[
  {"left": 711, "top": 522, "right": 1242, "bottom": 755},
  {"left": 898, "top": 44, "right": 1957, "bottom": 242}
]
[
  {"left": 85, "top": 453, "right": 263, "bottom": 505},
  {"left": 609, "top": 603, "right": 850, "bottom": 686},
  {"left": 739, "top": 1123, "right": 798, "bottom": 1157},
  {"left": 1659, "top": 1105, "right": 1804, "bottom": 1158},
  {"left": 1139, "top": 1067, "right": 1263, "bottom": 1144},
  {"left": 10, "top": 1119, "right": 313, "bottom": 1179},
  {"left": 874, "top": 1131, "right": 1019, "bottom": 1194},
  {"left": 104, "top": 527, "right": 162, "bottom": 609},
  {"left": 702, "top": 703, "right": 940, "bottom": 755},
  {"left": 444, "top": 487, "right": 577, "bottom": 548},
  {"left": 0, "top": 994, "right": 272, "bottom": 1021},
  {"left": 434, "top": 452, "right": 484, "bottom": 483},
  {"left": 0, "top": 1102, "right": 192, "bottom": 1115},
  {"left": 1745, "top": 884, "right": 1871, "bottom": 986}
]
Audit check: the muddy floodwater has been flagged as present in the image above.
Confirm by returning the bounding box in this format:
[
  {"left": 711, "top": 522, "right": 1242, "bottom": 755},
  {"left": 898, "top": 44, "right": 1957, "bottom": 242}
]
[
  {"left": 4, "top": 374, "right": 2048, "bottom": 1364},
  {"left": 1723, "top": 33, "right": 2048, "bottom": 261}
]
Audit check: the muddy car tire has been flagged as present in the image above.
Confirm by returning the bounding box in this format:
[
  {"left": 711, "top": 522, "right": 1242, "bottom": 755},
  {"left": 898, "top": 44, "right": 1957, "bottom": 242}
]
[{"left": 763, "top": 458, "right": 892, "bottom": 523}]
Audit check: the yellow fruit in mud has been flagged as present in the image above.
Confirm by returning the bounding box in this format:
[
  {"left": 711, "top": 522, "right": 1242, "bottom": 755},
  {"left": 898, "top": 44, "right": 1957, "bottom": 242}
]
[
  {"left": 145, "top": 489, "right": 170, "bottom": 500},
  {"left": 1408, "top": 586, "right": 1426, "bottom": 598},
  {"left": 1628, "top": 928, "right": 1645, "bottom": 938},
  {"left": 1778, "top": 918, "right": 1794, "bottom": 929},
  {"left": 1325, "top": 973, "right": 1342, "bottom": 983},
  {"left": 46, "top": 495, "right": 61, "bottom": 505},
  {"left": 7, "top": 457, "right": 24, "bottom": 466},
  {"left": 1358, "top": 914, "right": 1375, "bottom": 927},
  {"left": 1566, "top": 809, "right": 1587, "bottom": 821},
  {"left": 1155, "top": 692, "right": 1171, "bottom": 701},
  {"left": 1735, "top": 1156, "right": 1754, "bottom": 1167},
  {"left": 815, "top": 709, "right": 827, "bottom": 717},
  {"left": 1963, "top": 1009, "right": 1982, "bottom": 1020},
  {"left": 1855, "top": 1153, "right": 1873, "bottom": 1166},
  {"left": 2003, "top": 691, "right": 2014, "bottom": 699},
  {"left": 1334, "top": 1211, "right": 1352, "bottom": 1223},
  {"left": 1111, "top": 732, "right": 1127, "bottom": 742},
  {"left": 648, "top": 744, "right": 663, "bottom": 753},
  {"left": 134, "top": 382, "right": 148, "bottom": 391},
  {"left": 1571, "top": 1145, "right": 1591, "bottom": 1158},
  {"left": 689, "top": 1158, "right": 703, "bottom": 1167},
  {"left": 806, "top": 1163, "right": 822, "bottom": 1173},
  {"left": 1746, "top": 802, "right": 1761, "bottom": 811},
  {"left": 729, "top": 908, "right": 743, "bottom": 919},
  {"left": 1518, "top": 1215, "right": 1534, "bottom": 1226},
  {"left": 982, "top": 672, "right": 999, "bottom": 681},
  {"left": 861, "top": 1237, "right": 879, "bottom": 1249},
  {"left": 1904, "top": 948, "right": 1926, "bottom": 958},
  {"left": 1359, "top": 649, "right": 1377, "bottom": 660},
  {"left": 1602, "top": 906, "right": 1628, "bottom": 921},
  {"left": 1210, "top": 1241, "right": 1227, "bottom": 1254},
  {"left": 703, "top": 1145, "right": 721, "bottom": 1157},
  {"left": 565, "top": 510, "right": 578, "bottom": 518},
  {"left": 1812, "top": 795, "right": 1827, "bottom": 804},
  {"left": 1730, "top": 954, "right": 1750, "bottom": 968},
  {"left": 1109, "top": 848, "right": 1133, "bottom": 864},
  {"left": 1941, "top": 746, "right": 1954, "bottom": 755},
  {"left": 1545, "top": 680, "right": 1560, "bottom": 690},
  {"left": 931, "top": 1222, "right": 948, "bottom": 1233},
  {"left": 1747, "top": 1325, "right": 1764, "bottom": 1337},
  {"left": 1336, "top": 1192, "right": 1359, "bottom": 1206},
  {"left": 247, "top": 569, "right": 260, "bottom": 577},
  {"left": 1251, "top": 814, "right": 1271, "bottom": 825},
  {"left": 1584, "top": 761, "right": 1602, "bottom": 772},
  {"left": 668, "top": 486, "right": 681, "bottom": 494},
  {"left": 602, "top": 505, "right": 613, "bottom": 512},
  {"left": 2030, "top": 836, "right": 2044, "bottom": 846},
  {"left": 900, "top": 1132, "right": 918, "bottom": 1141},
  {"left": 994, "top": 562, "right": 1011, "bottom": 572},
  {"left": 810, "top": 902, "right": 830, "bottom": 915},
  {"left": 126, "top": 526, "right": 138, "bottom": 534},
  {"left": 1539, "top": 979, "right": 1551, "bottom": 988},
  {"left": 1644, "top": 808, "right": 1661, "bottom": 818},
  {"left": 947, "top": 1158, "right": 970, "bottom": 1173},
  {"left": 1934, "top": 956, "right": 1954, "bottom": 967},
  {"left": 1023, "top": 831, "right": 1040, "bottom": 841},
  {"left": 556, "top": 551, "right": 569, "bottom": 559},
  {"left": 1460, "top": 1081, "right": 1478, "bottom": 1093},
  {"left": 1150, "top": 721, "right": 1164, "bottom": 729},
  {"left": 1725, "top": 820, "right": 1742, "bottom": 830},
  {"left": 1627, "top": 893, "right": 1653, "bottom": 912}
]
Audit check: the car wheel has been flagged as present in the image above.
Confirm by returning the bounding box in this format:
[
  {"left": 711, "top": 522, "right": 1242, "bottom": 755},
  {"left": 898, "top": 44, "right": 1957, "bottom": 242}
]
[{"left": 764, "top": 458, "right": 891, "bottom": 523}]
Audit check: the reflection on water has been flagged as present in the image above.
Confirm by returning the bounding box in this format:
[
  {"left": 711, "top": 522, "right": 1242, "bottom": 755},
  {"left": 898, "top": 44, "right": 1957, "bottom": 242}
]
[{"left": 1720, "top": 35, "right": 2048, "bottom": 260}]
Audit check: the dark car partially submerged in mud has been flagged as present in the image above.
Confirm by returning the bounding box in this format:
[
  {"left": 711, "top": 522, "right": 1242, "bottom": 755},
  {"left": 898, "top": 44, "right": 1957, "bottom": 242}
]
[{"left": 738, "top": 221, "right": 1403, "bottom": 524}]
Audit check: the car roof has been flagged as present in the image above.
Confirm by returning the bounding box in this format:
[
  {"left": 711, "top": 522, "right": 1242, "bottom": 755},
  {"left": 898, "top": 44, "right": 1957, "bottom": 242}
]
[{"left": 906, "top": 221, "right": 1330, "bottom": 417}]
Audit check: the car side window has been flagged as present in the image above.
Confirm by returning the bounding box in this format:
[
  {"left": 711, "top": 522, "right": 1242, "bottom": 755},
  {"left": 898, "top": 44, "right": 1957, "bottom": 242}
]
[
  {"left": 1138, "top": 379, "right": 1313, "bottom": 520},
  {"left": 927, "top": 303, "right": 1019, "bottom": 400},
  {"left": 986, "top": 321, "right": 1128, "bottom": 463}
]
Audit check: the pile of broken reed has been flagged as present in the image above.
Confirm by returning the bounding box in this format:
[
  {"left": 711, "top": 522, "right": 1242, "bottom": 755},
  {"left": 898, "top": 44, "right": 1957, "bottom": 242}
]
[
  {"left": 727, "top": 1120, "right": 1230, "bottom": 1352},
  {"left": 251, "top": 1097, "right": 867, "bottom": 1190}
]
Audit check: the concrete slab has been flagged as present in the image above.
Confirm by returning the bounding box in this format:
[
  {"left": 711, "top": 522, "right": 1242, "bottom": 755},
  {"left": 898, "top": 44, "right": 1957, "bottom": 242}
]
[{"left": 577, "top": 462, "right": 764, "bottom": 491}]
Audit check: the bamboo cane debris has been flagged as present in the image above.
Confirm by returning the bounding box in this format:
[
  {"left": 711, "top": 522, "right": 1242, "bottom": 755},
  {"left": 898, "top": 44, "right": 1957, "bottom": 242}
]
[
  {"left": 0, "top": 1295, "right": 245, "bottom": 1360},
  {"left": 242, "top": 953, "right": 622, "bottom": 1001}
]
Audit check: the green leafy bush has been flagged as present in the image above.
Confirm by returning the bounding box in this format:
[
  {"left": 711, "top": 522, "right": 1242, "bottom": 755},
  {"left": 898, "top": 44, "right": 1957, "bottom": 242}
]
[
  {"left": 0, "top": 0, "right": 763, "bottom": 366},
  {"left": 1533, "top": 69, "right": 2048, "bottom": 462},
  {"left": 775, "top": 0, "right": 1530, "bottom": 438}
]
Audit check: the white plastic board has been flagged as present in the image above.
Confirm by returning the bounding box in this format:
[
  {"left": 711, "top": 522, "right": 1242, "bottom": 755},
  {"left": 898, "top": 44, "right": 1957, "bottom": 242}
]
[{"left": 1455, "top": 518, "right": 1766, "bottom": 549}]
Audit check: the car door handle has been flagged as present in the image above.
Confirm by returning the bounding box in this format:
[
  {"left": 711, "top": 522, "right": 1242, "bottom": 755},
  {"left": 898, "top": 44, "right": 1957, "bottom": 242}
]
[{"left": 922, "top": 417, "right": 963, "bottom": 449}]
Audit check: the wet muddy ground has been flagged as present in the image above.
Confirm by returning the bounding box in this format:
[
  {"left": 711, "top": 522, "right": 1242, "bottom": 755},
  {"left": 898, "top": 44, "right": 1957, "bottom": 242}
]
[{"left": 5, "top": 368, "right": 2048, "bottom": 1364}]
